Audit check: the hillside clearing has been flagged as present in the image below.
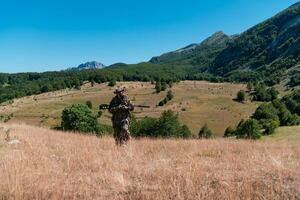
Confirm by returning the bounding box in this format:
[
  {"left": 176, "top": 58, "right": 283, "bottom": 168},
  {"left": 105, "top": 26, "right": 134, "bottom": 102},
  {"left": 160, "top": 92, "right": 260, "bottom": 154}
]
[{"left": 0, "top": 123, "right": 299, "bottom": 199}]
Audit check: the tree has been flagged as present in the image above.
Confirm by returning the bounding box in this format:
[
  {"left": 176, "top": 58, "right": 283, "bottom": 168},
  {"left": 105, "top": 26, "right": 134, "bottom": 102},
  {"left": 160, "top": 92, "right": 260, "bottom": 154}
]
[
  {"left": 91, "top": 79, "right": 95, "bottom": 87},
  {"left": 161, "top": 81, "right": 167, "bottom": 91},
  {"left": 73, "top": 79, "right": 81, "bottom": 90},
  {"left": 253, "top": 103, "right": 279, "bottom": 121},
  {"left": 166, "top": 90, "right": 174, "bottom": 101},
  {"left": 267, "top": 87, "right": 279, "bottom": 100},
  {"left": 61, "top": 104, "right": 98, "bottom": 133},
  {"left": 198, "top": 124, "right": 213, "bottom": 139},
  {"left": 237, "top": 90, "right": 246, "bottom": 102},
  {"left": 246, "top": 82, "right": 253, "bottom": 91},
  {"left": 261, "top": 119, "right": 279, "bottom": 135},
  {"left": 235, "top": 119, "right": 262, "bottom": 139},
  {"left": 155, "top": 82, "right": 161, "bottom": 93},
  {"left": 168, "top": 81, "right": 173, "bottom": 88},
  {"left": 86, "top": 100, "right": 93, "bottom": 109}
]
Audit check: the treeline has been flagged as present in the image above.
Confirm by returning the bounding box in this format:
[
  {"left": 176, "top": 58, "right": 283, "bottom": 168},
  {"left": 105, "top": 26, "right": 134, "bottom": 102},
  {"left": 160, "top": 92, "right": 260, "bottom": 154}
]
[{"left": 1, "top": 61, "right": 299, "bottom": 104}]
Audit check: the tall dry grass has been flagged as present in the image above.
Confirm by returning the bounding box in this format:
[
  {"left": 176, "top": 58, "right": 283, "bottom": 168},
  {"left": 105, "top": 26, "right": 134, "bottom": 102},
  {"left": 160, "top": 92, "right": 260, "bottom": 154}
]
[{"left": 0, "top": 123, "right": 299, "bottom": 199}]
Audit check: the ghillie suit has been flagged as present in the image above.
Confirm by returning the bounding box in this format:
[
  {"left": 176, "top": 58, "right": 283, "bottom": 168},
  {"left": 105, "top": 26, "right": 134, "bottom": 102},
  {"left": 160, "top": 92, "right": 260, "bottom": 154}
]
[{"left": 109, "top": 89, "right": 134, "bottom": 145}]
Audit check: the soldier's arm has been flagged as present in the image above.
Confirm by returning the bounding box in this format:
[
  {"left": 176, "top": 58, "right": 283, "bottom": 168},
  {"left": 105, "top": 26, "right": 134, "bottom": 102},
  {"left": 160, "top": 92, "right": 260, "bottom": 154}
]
[
  {"left": 109, "top": 98, "right": 119, "bottom": 113},
  {"left": 128, "top": 100, "right": 134, "bottom": 111}
]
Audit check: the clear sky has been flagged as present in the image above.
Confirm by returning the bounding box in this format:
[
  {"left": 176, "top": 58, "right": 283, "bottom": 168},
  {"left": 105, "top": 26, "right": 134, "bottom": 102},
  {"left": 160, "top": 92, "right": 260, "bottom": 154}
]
[{"left": 0, "top": 0, "right": 298, "bottom": 73}]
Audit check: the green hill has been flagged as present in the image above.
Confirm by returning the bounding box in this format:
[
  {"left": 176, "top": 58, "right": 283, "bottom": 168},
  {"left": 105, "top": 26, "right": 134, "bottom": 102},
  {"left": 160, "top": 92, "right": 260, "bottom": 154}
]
[{"left": 150, "top": 2, "right": 300, "bottom": 84}]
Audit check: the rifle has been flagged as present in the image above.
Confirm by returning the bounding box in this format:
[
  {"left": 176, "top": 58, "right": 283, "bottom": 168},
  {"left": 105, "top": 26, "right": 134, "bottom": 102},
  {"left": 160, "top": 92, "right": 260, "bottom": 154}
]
[{"left": 99, "top": 104, "right": 150, "bottom": 110}]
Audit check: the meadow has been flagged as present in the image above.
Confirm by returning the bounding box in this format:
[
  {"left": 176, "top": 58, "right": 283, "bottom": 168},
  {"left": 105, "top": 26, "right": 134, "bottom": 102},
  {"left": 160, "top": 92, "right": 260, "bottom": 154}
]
[
  {"left": 0, "top": 81, "right": 258, "bottom": 136},
  {"left": 0, "top": 123, "right": 299, "bottom": 199}
]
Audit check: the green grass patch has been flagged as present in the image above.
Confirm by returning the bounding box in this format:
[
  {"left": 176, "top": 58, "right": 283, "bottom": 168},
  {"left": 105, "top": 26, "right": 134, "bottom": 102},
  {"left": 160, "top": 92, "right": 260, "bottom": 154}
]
[{"left": 262, "top": 126, "right": 300, "bottom": 144}]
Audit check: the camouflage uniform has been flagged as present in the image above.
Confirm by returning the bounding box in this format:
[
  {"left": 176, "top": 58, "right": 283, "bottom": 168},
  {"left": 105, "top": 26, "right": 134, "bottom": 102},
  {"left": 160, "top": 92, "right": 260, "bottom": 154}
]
[{"left": 109, "top": 92, "right": 134, "bottom": 145}]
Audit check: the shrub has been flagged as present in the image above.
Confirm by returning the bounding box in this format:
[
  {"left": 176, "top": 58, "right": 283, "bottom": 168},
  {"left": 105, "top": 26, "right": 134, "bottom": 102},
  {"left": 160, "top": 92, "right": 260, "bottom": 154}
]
[
  {"left": 61, "top": 104, "right": 98, "bottom": 134},
  {"left": 168, "top": 81, "right": 173, "bottom": 88},
  {"left": 131, "top": 110, "right": 191, "bottom": 138},
  {"left": 161, "top": 82, "right": 167, "bottom": 91},
  {"left": 261, "top": 119, "right": 279, "bottom": 135},
  {"left": 198, "top": 124, "right": 213, "bottom": 139},
  {"left": 91, "top": 80, "right": 95, "bottom": 87},
  {"left": 166, "top": 90, "right": 174, "bottom": 100},
  {"left": 108, "top": 80, "right": 116, "bottom": 87},
  {"left": 224, "top": 126, "right": 235, "bottom": 137},
  {"left": 253, "top": 103, "right": 279, "bottom": 121},
  {"left": 155, "top": 82, "right": 161, "bottom": 93},
  {"left": 86, "top": 100, "right": 93, "bottom": 109},
  {"left": 158, "top": 101, "right": 165, "bottom": 106},
  {"left": 247, "top": 82, "right": 253, "bottom": 91},
  {"left": 237, "top": 90, "right": 246, "bottom": 102},
  {"left": 267, "top": 87, "right": 279, "bottom": 100},
  {"left": 235, "top": 119, "right": 262, "bottom": 139}
]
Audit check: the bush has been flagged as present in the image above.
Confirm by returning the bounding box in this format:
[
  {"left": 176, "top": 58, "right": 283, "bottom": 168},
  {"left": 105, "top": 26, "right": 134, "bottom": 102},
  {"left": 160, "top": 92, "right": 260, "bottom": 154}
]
[
  {"left": 158, "top": 100, "right": 165, "bottom": 106},
  {"left": 198, "top": 124, "right": 213, "bottom": 139},
  {"left": 131, "top": 110, "right": 192, "bottom": 138},
  {"left": 252, "top": 84, "right": 279, "bottom": 102},
  {"left": 166, "top": 90, "right": 174, "bottom": 100},
  {"left": 267, "top": 87, "right": 279, "bottom": 100},
  {"left": 247, "top": 82, "right": 253, "bottom": 91},
  {"left": 224, "top": 126, "right": 235, "bottom": 137},
  {"left": 261, "top": 119, "right": 279, "bottom": 135},
  {"left": 155, "top": 82, "right": 161, "bottom": 93},
  {"left": 108, "top": 80, "right": 116, "bottom": 87},
  {"left": 253, "top": 103, "right": 279, "bottom": 121},
  {"left": 161, "top": 82, "right": 167, "bottom": 91},
  {"left": 86, "top": 100, "right": 93, "bottom": 109},
  {"left": 237, "top": 90, "right": 246, "bottom": 102},
  {"left": 235, "top": 119, "right": 262, "bottom": 139},
  {"left": 61, "top": 104, "right": 98, "bottom": 134}
]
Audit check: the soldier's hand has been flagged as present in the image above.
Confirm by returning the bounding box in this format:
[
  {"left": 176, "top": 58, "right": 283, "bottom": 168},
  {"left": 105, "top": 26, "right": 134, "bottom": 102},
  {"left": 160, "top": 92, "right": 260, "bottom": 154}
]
[{"left": 122, "top": 105, "right": 129, "bottom": 110}]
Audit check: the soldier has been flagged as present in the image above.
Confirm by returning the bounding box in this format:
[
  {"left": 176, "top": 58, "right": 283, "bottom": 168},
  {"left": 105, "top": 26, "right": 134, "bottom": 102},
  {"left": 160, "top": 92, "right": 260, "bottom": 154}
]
[{"left": 108, "top": 88, "right": 134, "bottom": 145}]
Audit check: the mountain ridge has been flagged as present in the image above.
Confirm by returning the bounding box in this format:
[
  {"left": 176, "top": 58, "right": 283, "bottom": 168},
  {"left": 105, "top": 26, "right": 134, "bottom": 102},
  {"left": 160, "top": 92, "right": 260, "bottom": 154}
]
[{"left": 67, "top": 61, "right": 106, "bottom": 71}]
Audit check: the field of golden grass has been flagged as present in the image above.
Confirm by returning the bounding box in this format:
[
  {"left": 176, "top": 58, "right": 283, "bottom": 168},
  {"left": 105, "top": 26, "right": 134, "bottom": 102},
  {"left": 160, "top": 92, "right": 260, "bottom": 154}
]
[
  {"left": 0, "top": 81, "right": 258, "bottom": 136},
  {"left": 0, "top": 123, "right": 299, "bottom": 199}
]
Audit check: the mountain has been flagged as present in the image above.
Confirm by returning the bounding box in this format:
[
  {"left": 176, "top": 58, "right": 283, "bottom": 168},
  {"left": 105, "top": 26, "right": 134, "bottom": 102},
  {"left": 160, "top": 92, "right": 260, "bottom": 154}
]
[
  {"left": 210, "top": 2, "right": 300, "bottom": 82},
  {"left": 150, "top": 31, "right": 233, "bottom": 68},
  {"left": 68, "top": 61, "right": 106, "bottom": 71},
  {"left": 149, "top": 2, "right": 300, "bottom": 83}
]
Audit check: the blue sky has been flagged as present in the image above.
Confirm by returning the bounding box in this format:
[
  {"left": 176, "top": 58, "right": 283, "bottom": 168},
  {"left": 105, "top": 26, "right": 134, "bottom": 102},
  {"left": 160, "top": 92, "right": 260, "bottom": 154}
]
[{"left": 0, "top": 0, "right": 298, "bottom": 73}]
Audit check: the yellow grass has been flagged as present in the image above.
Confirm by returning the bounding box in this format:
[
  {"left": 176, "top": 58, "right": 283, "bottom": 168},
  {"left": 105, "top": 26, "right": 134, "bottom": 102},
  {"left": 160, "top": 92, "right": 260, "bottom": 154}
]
[
  {"left": 0, "top": 81, "right": 258, "bottom": 136},
  {"left": 0, "top": 123, "right": 299, "bottom": 199}
]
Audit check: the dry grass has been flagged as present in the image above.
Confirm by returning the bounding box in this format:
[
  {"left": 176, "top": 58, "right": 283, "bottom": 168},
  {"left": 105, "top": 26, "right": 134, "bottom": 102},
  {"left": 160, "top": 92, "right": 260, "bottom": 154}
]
[
  {"left": 0, "top": 123, "right": 299, "bottom": 199},
  {"left": 0, "top": 81, "right": 258, "bottom": 136},
  {"left": 263, "top": 126, "right": 300, "bottom": 144}
]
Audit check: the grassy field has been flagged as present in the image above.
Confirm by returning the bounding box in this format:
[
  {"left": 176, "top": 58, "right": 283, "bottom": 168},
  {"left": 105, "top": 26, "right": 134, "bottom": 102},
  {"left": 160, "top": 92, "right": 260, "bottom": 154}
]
[
  {"left": 263, "top": 126, "right": 300, "bottom": 144},
  {"left": 0, "top": 81, "right": 258, "bottom": 136},
  {"left": 0, "top": 123, "right": 299, "bottom": 199}
]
